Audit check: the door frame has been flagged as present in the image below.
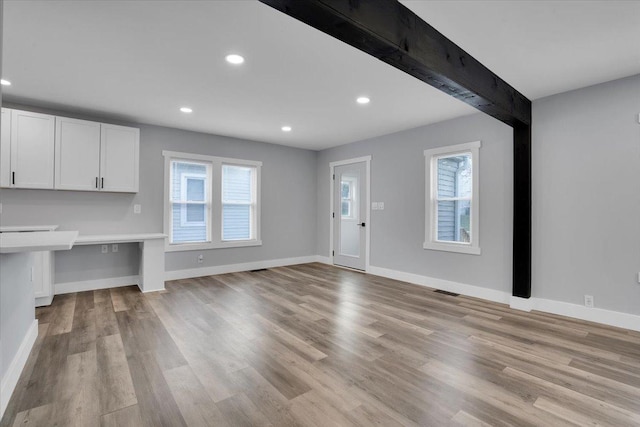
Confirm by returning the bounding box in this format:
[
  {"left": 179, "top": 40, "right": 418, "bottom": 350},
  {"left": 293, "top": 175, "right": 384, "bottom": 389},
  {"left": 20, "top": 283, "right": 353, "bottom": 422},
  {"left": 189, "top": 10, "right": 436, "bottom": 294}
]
[{"left": 329, "top": 155, "right": 371, "bottom": 272}]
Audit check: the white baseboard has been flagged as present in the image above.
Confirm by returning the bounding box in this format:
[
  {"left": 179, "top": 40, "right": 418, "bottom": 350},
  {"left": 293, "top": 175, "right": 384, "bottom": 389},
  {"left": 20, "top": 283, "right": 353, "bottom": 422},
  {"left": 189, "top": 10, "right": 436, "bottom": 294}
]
[
  {"left": 55, "top": 275, "right": 139, "bottom": 295},
  {"left": 366, "top": 264, "right": 640, "bottom": 332},
  {"left": 1, "top": 319, "right": 38, "bottom": 419},
  {"left": 315, "top": 256, "right": 331, "bottom": 265},
  {"left": 367, "top": 265, "right": 511, "bottom": 305},
  {"left": 510, "top": 296, "right": 534, "bottom": 312},
  {"left": 165, "top": 255, "right": 324, "bottom": 281},
  {"left": 533, "top": 298, "right": 640, "bottom": 332}
]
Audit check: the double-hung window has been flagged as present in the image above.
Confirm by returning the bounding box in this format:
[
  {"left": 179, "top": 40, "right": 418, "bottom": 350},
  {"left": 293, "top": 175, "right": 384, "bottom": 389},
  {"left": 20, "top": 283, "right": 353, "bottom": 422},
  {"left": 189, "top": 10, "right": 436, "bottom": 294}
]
[
  {"left": 164, "top": 151, "right": 261, "bottom": 251},
  {"left": 424, "top": 141, "right": 481, "bottom": 255}
]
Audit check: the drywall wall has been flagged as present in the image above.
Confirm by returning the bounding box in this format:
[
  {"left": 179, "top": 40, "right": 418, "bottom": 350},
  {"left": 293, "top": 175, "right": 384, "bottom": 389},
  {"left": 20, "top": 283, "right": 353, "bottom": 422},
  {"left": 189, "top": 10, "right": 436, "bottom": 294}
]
[
  {"left": 0, "top": 252, "right": 36, "bottom": 417},
  {"left": 532, "top": 74, "right": 640, "bottom": 315},
  {"left": 317, "top": 113, "right": 514, "bottom": 293},
  {"left": 54, "top": 243, "right": 140, "bottom": 283},
  {"left": 0, "top": 103, "right": 318, "bottom": 280}
]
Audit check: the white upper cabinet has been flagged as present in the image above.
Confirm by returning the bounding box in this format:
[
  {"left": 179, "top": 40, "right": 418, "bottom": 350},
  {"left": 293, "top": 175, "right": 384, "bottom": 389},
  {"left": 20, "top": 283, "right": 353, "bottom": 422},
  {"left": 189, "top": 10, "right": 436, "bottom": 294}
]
[
  {"left": 55, "top": 117, "right": 101, "bottom": 191},
  {"left": 100, "top": 124, "right": 139, "bottom": 193},
  {"left": 1, "top": 108, "right": 140, "bottom": 193},
  {"left": 1, "top": 108, "right": 11, "bottom": 188},
  {"left": 9, "top": 110, "right": 56, "bottom": 189}
]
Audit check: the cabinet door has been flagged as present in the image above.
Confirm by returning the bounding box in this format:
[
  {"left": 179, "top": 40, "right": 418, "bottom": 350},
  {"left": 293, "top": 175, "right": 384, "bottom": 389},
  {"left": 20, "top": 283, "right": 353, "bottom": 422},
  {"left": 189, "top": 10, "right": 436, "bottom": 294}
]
[
  {"left": 100, "top": 124, "right": 139, "bottom": 192},
  {"left": 10, "top": 110, "right": 55, "bottom": 189},
  {"left": 0, "top": 108, "right": 11, "bottom": 188},
  {"left": 55, "top": 117, "right": 101, "bottom": 191}
]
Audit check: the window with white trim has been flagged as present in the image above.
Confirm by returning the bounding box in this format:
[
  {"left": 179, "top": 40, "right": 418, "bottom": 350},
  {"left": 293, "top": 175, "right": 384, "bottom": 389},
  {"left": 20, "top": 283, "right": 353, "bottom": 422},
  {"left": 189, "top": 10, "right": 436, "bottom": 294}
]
[
  {"left": 424, "top": 141, "right": 481, "bottom": 255},
  {"left": 164, "top": 151, "right": 261, "bottom": 251}
]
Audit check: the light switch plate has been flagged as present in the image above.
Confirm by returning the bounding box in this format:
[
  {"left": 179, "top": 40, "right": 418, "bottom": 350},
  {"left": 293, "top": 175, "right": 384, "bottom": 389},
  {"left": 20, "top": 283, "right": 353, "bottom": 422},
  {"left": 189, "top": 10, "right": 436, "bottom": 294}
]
[
  {"left": 134, "top": 204, "right": 141, "bottom": 214},
  {"left": 101, "top": 245, "right": 109, "bottom": 254},
  {"left": 112, "top": 244, "right": 119, "bottom": 253},
  {"left": 372, "top": 202, "right": 379, "bottom": 210}
]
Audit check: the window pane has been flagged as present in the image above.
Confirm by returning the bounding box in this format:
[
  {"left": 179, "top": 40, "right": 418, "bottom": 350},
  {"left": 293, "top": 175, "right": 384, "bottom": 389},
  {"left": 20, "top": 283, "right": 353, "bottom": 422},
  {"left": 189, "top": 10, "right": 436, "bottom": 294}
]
[
  {"left": 341, "top": 182, "right": 350, "bottom": 199},
  {"left": 172, "top": 161, "right": 207, "bottom": 201},
  {"left": 341, "top": 201, "right": 350, "bottom": 217},
  {"left": 223, "top": 204, "right": 251, "bottom": 240},
  {"left": 223, "top": 165, "right": 252, "bottom": 202},
  {"left": 222, "top": 165, "right": 254, "bottom": 241},
  {"left": 186, "top": 203, "right": 205, "bottom": 222},
  {"left": 437, "top": 200, "right": 471, "bottom": 242},
  {"left": 186, "top": 178, "right": 204, "bottom": 201},
  {"left": 172, "top": 203, "right": 207, "bottom": 242},
  {"left": 437, "top": 154, "right": 471, "bottom": 198}
]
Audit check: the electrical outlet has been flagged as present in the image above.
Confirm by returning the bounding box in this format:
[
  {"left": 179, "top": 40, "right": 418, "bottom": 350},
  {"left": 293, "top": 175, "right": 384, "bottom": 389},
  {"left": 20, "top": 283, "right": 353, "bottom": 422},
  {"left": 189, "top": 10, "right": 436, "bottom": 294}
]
[
  {"left": 378, "top": 202, "right": 384, "bottom": 210},
  {"left": 584, "top": 295, "right": 594, "bottom": 308},
  {"left": 112, "top": 244, "right": 118, "bottom": 253},
  {"left": 197, "top": 254, "right": 204, "bottom": 264},
  {"left": 134, "top": 204, "right": 141, "bottom": 214},
  {"left": 101, "top": 245, "right": 109, "bottom": 254}
]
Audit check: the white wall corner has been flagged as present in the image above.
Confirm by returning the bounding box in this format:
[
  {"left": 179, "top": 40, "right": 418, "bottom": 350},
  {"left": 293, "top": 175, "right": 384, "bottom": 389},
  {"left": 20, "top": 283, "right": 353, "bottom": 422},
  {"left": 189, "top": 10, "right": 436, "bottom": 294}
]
[
  {"left": 314, "top": 255, "right": 331, "bottom": 265},
  {"left": 1, "top": 319, "right": 38, "bottom": 419},
  {"left": 510, "top": 296, "right": 533, "bottom": 312}
]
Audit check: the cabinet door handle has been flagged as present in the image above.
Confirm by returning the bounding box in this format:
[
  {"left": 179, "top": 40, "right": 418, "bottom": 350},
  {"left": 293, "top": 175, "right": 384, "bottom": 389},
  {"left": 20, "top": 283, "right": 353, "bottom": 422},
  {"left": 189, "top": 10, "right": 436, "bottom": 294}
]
[
  {"left": 101, "top": 177, "right": 104, "bottom": 189},
  {"left": 95, "top": 177, "right": 98, "bottom": 188},
  {"left": 12, "top": 171, "right": 15, "bottom": 185}
]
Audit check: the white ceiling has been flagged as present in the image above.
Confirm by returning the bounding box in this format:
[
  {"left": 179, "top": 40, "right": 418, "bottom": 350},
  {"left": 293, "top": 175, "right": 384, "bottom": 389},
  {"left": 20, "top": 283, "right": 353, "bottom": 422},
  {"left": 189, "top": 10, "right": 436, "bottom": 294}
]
[{"left": 2, "top": 1, "right": 639, "bottom": 151}]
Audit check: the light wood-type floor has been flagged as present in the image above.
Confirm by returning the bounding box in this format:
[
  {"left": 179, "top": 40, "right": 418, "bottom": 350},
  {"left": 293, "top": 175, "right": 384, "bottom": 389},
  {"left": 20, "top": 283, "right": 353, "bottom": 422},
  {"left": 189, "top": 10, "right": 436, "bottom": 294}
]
[{"left": 2, "top": 263, "right": 640, "bottom": 426}]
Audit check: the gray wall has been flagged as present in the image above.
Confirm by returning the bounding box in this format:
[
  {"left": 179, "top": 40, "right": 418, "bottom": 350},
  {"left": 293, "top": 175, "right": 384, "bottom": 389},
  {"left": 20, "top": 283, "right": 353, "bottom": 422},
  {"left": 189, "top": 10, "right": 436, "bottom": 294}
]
[
  {"left": 532, "top": 74, "right": 640, "bottom": 315},
  {"left": 1, "top": 253, "right": 35, "bottom": 390},
  {"left": 0, "top": 104, "right": 318, "bottom": 280},
  {"left": 317, "top": 113, "right": 514, "bottom": 293}
]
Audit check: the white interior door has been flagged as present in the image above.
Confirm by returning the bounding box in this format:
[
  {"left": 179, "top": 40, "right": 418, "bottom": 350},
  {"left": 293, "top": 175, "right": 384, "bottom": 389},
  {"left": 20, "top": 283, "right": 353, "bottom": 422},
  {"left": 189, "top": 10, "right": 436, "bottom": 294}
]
[{"left": 333, "top": 161, "right": 367, "bottom": 270}]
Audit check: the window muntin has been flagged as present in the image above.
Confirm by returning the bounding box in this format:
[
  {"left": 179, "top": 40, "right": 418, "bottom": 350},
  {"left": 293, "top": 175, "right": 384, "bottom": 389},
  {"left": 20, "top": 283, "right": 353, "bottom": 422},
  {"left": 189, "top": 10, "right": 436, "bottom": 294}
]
[
  {"left": 163, "top": 151, "right": 261, "bottom": 251},
  {"left": 424, "top": 141, "right": 480, "bottom": 255}
]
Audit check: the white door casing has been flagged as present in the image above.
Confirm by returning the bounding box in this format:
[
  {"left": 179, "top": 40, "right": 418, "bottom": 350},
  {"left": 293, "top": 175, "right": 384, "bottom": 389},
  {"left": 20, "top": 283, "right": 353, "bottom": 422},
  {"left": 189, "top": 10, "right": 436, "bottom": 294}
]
[{"left": 330, "top": 156, "right": 371, "bottom": 271}]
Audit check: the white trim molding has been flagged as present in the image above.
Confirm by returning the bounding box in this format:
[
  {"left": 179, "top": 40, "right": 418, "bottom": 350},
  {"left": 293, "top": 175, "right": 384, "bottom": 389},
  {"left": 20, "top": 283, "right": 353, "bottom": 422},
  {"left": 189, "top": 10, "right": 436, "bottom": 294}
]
[
  {"left": 424, "top": 141, "right": 481, "bottom": 255},
  {"left": 165, "top": 255, "right": 324, "bottom": 281},
  {"left": 368, "top": 265, "right": 510, "bottom": 304},
  {"left": 1, "top": 319, "right": 38, "bottom": 419},
  {"left": 509, "top": 296, "right": 534, "bottom": 312},
  {"left": 367, "top": 264, "right": 640, "bottom": 332},
  {"left": 55, "top": 275, "right": 139, "bottom": 295},
  {"left": 329, "top": 156, "right": 372, "bottom": 271}
]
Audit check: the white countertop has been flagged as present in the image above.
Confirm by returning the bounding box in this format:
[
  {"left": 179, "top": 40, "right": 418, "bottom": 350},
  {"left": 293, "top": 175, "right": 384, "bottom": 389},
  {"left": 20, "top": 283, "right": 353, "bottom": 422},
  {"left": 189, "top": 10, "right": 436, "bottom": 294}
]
[
  {"left": 0, "top": 225, "right": 59, "bottom": 232},
  {"left": 74, "top": 233, "right": 167, "bottom": 245},
  {"left": 0, "top": 230, "right": 78, "bottom": 254}
]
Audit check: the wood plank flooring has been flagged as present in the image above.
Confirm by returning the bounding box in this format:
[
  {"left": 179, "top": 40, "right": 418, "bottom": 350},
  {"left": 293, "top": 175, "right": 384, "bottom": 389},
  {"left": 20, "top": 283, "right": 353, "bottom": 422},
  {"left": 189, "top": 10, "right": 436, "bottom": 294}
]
[{"left": 2, "top": 263, "right": 640, "bottom": 426}]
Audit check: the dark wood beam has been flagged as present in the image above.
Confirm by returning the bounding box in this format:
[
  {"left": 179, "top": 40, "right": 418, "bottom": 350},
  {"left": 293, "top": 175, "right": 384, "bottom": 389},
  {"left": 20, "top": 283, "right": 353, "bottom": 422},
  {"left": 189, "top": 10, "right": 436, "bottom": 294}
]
[
  {"left": 513, "top": 123, "right": 531, "bottom": 298},
  {"left": 260, "top": 0, "right": 533, "bottom": 299},
  {"left": 259, "top": 0, "right": 531, "bottom": 127}
]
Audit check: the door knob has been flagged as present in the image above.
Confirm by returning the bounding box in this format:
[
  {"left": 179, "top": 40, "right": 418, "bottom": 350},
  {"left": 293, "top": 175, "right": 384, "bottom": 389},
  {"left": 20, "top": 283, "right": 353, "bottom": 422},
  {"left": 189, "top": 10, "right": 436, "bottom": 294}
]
[{"left": 358, "top": 222, "right": 366, "bottom": 227}]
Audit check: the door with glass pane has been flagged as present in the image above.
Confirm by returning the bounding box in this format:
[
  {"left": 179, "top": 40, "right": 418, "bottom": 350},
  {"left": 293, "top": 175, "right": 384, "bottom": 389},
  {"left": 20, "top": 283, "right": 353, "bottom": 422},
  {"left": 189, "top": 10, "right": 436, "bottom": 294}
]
[{"left": 333, "top": 162, "right": 367, "bottom": 270}]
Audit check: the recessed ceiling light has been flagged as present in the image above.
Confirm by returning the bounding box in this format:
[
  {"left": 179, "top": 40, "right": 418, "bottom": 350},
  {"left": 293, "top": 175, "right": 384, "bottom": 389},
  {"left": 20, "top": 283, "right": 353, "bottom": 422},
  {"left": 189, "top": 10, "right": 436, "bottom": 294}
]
[
  {"left": 356, "top": 96, "right": 370, "bottom": 104},
  {"left": 225, "top": 54, "right": 245, "bottom": 65},
  {"left": 0, "top": 79, "right": 11, "bottom": 86},
  {"left": 281, "top": 126, "right": 292, "bottom": 132},
  {"left": 180, "top": 107, "right": 193, "bottom": 113}
]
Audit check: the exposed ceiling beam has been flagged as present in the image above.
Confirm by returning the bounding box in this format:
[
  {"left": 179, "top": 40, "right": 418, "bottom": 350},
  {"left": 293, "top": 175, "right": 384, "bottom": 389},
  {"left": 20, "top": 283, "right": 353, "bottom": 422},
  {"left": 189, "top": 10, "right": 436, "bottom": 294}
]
[
  {"left": 259, "top": 0, "right": 531, "bottom": 127},
  {"left": 260, "top": 0, "right": 532, "bottom": 299}
]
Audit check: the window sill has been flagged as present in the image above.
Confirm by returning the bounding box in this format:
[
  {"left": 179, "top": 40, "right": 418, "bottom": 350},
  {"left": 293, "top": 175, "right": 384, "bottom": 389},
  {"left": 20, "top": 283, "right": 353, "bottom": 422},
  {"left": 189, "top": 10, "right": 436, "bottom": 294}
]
[
  {"left": 165, "top": 239, "right": 262, "bottom": 252},
  {"left": 423, "top": 241, "right": 481, "bottom": 255}
]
